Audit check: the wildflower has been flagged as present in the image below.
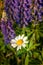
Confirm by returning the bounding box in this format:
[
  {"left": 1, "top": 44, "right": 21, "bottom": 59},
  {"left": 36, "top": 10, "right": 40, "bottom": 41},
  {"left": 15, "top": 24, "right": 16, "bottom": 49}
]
[
  {"left": 10, "top": 34, "right": 28, "bottom": 50},
  {"left": 1, "top": 10, "right": 16, "bottom": 44}
]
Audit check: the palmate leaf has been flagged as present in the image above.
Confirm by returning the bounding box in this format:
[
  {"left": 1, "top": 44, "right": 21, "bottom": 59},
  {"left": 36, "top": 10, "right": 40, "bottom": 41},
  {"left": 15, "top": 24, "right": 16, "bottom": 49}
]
[
  {"left": 27, "top": 31, "right": 34, "bottom": 38},
  {"left": 27, "top": 32, "right": 40, "bottom": 51},
  {"left": 21, "top": 27, "right": 30, "bottom": 34},
  {"left": 29, "top": 43, "right": 40, "bottom": 51},
  {"left": 21, "top": 27, "right": 34, "bottom": 39}
]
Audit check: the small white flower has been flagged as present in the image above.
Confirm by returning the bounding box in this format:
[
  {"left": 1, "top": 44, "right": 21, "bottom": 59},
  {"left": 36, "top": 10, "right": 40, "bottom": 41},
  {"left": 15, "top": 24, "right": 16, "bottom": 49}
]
[{"left": 10, "top": 34, "right": 28, "bottom": 51}]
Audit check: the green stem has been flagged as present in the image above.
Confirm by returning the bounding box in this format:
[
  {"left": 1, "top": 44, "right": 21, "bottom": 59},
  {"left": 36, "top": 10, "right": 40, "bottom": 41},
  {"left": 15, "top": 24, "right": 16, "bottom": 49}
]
[
  {"left": 22, "top": 54, "right": 25, "bottom": 65},
  {"left": 25, "top": 53, "right": 29, "bottom": 65}
]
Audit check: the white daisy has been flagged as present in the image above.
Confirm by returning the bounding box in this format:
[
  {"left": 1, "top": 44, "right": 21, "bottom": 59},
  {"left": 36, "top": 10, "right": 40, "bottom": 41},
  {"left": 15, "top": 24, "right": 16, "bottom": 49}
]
[{"left": 10, "top": 34, "right": 28, "bottom": 51}]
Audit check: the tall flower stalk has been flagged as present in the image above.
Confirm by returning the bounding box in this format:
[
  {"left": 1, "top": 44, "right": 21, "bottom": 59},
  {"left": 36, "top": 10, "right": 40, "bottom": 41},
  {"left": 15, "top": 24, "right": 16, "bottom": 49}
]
[{"left": 1, "top": 10, "right": 16, "bottom": 44}]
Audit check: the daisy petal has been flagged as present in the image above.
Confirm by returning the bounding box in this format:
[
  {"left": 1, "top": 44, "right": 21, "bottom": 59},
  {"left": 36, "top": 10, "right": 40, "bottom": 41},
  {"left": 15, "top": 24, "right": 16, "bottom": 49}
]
[
  {"left": 17, "top": 46, "right": 21, "bottom": 51},
  {"left": 22, "top": 44, "right": 26, "bottom": 48},
  {"left": 23, "top": 37, "right": 28, "bottom": 41},
  {"left": 24, "top": 41, "right": 29, "bottom": 44},
  {"left": 10, "top": 39, "right": 15, "bottom": 44},
  {"left": 15, "top": 37, "right": 18, "bottom": 41},
  {"left": 11, "top": 44, "right": 17, "bottom": 48},
  {"left": 21, "top": 34, "right": 24, "bottom": 39},
  {"left": 17, "top": 47, "right": 19, "bottom": 51},
  {"left": 18, "top": 35, "right": 21, "bottom": 39}
]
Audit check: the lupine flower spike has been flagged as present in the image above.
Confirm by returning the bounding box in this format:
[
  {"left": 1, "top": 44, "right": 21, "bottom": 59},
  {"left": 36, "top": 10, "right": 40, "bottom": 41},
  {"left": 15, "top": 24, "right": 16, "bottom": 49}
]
[{"left": 1, "top": 10, "right": 16, "bottom": 44}]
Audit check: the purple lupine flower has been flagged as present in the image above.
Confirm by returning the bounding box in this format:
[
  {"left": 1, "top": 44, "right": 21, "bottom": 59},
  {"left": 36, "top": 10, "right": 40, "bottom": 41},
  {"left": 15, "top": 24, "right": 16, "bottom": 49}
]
[
  {"left": 1, "top": 10, "right": 16, "bottom": 44},
  {"left": 1, "top": 18, "right": 9, "bottom": 43},
  {"left": 4, "top": 0, "right": 43, "bottom": 26},
  {"left": 23, "top": 0, "right": 32, "bottom": 25},
  {"left": 4, "top": 0, "right": 21, "bottom": 24},
  {"left": 4, "top": 0, "right": 24, "bottom": 26},
  {"left": 1, "top": 18, "right": 16, "bottom": 44},
  {"left": 7, "top": 19, "right": 16, "bottom": 39},
  {"left": 37, "top": 12, "right": 42, "bottom": 21},
  {"left": 23, "top": 0, "right": 43, "bottom": 23}
]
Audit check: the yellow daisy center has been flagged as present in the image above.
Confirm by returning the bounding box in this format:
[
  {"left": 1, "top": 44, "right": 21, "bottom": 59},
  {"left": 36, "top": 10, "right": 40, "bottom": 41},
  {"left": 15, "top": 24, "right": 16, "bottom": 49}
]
[{"left": 16, "top": 39, "right": 23, "bottom": 45}]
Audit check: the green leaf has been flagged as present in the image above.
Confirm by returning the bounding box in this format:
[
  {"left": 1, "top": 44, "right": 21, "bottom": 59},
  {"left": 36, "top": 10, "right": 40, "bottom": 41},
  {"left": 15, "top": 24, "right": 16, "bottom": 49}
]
[
  {"left": 27, "top": 31, "right": 34, "bottom": 38},
  {"left": 39, "top": 32, "right": 43, "bottom": 37},
  {"left": 25, "top": 54, "right": 29, "bottom": 65},
  {"left": 28, "top": 33, "right": 35, "bottom": 50},
  {"left": 33, "top": 51, "right": 42, "bottom": 61},
  {"left": 35, "top": 29, "right": 39, "bottom": 40}
]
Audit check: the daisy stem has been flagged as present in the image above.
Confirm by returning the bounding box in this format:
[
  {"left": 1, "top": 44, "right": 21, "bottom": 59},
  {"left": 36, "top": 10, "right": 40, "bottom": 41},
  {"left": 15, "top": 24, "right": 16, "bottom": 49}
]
[
  {"left": 22, "top": 54, "right": 25, "bottom": 65},
  {"left": 25, "top": 53, "right": 29, "bottom": 65}
]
